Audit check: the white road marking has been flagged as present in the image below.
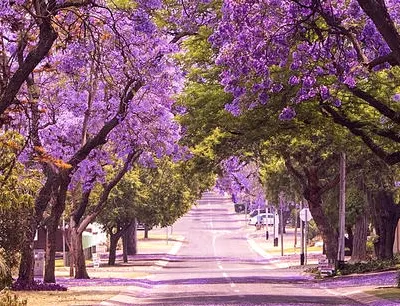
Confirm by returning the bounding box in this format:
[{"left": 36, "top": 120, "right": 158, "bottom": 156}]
[{"left": 152, "top": 236, "right": 185, "bottom": 270}]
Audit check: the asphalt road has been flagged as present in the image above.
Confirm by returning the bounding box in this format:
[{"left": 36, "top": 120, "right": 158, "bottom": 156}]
[{"left": 111, "top": 191, "right": 360, "bottom": 306}]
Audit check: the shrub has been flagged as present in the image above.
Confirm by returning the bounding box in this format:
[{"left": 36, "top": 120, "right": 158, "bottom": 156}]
[
  {"left": 338, "top": 257, "right": 400, "bottom": 276},
  {"left": 0, "top": 254, "right": 11, "bottom": 290},
  {"left": 11, "top": 280, "right": 67, "bottom": 291},
  {"left": 0, "top": 290, "right": 27, "bottom": 306}
]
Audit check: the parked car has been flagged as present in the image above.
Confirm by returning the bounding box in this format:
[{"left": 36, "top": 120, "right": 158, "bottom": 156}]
[
  {"left": 249, "top": 209, "right": 266, "bottom": 218},
  {"left": 248, "top": 213, "right": 275, "bottom": 226}
]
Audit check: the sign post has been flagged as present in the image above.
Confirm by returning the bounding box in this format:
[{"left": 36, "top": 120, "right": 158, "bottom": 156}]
[{"left": 299, "top": 207, "right": 313, "bottom": 265}]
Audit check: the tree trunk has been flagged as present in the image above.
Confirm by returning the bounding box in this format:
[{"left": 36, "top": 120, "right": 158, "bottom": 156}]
[
  {"left": 368, "top": 190, "right": 400, "bottom": 259},
  {"left": 144, "top": 225, "right": 149, "bottom": 239},
  {"left": 108, "top": 233, "right": 119, "bottom": 266},
  {"left": 122, "top": 235, "right": 128, "bottom": 263},
  {"left": 279, "top": 210, "right": 290, "bottom": 234},
  {"left": 44, "top": 220, "right": 58, "bottom": 283},
  {"left": 351, "top": 213, "right": 368, "bottom": 262},
  {"left": 125, "top": 220, "right": 137, "bottom": 255},
  {"left": 285, "top": 160, "right": 339, "bottom": 262},
  {"left": 304, "top": 176, "right": 338, "bottom": 260},
  {"left": 70, "top": 228, "right": 89, "bottom": 279},
  {"left": 346, "top": 225, "right": 353, "bottom": 255},
  {"left": 17, "top": 219, "right": 36, "bottom": 286}
]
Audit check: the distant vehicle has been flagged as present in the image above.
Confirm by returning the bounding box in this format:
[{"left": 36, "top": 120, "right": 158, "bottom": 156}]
[
  {"left": 249, "top": 207, "right": 274, "bottom": 218},
  {"left": 248, "top": 213, "right": 275, "bottom": 226},
  {"left": 249, "top": 209, "right": 266, "bottom": 218}
]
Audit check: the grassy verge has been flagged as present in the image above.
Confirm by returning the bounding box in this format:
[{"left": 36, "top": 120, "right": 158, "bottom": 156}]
[
  {"left": 14, "top": 288, "right": 121, "bottom": 306},
  {"left": 266, "top": 246, "right": 322, "bottom": 255},
  {"left": 365, "top": 287, "right": 400, "bottom": 302}
]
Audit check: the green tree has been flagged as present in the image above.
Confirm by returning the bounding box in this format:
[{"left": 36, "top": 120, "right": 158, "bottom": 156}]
[{"left": 0, "top": 132, "right": 41, "bottom": 288}]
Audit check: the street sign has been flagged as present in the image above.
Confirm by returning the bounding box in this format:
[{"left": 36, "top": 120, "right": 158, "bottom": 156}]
[{"left": 299, "top": 208, "right": 313, "bottom": 222}]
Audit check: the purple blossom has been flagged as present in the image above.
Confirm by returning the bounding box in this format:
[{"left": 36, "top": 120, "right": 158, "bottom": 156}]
[
  {"left": 392, "top": 93, "right": 400, "bottom": 102},
  {"left": 302, "top": 76, "right": 316, "bottom": 88},
  {"left": 271, "top": 83, "right": 283, "bottom": 93},
  {"left": 288, "top": 75, "right": 300, "bottom": 85},
  {"left": 279, "top": 106, "right": 296, "bottom": 120},
  {"left": 343, "top": 75, "right": 356, "bottom": 87},
  {"left": 258, "top": 92, "right": 269, "bottom": 104},
  {"left": 320, "top": 86, "right": 330, "bottom": 100},
  {"left": 332, "top": 98, "right": 342, "bottom": 107}
]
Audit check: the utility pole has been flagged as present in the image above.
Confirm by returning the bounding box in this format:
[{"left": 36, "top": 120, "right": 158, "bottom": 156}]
[
  {"left": 337, "top": 152, "right": 346, "bottom": 268},
  {"left": 300, "top": 200, "right": 304, "bottom": 265}
]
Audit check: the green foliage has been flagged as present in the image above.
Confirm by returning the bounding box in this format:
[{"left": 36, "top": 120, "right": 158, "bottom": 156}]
[
  {"left": 0, "top": 290, "right": 27, "bottom": 306},
  {"left": 97, "top": 167, "right": 146, "bottom": 234},
  {"left": 98, "top": 156, "right": 211, "bottom": 234},
  {"left": 0, "top": 254, "right": 11, "bottom": 290},
  {"left": 339, "top": 256, "right": 400, "bottom": 276},
  {"left": 137, "top": 159, "right": 198, "bottom": 228},
  {"left": 0, "top": 132, "right": 41, "bottom": 285}
]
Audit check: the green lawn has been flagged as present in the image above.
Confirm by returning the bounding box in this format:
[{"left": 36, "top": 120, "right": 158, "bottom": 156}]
[
  {"left": 11, "top": 289, "right": 120, "bottom": 306},
  {"left": 365, "top": 287, "right": 400, "bottom": 301}
]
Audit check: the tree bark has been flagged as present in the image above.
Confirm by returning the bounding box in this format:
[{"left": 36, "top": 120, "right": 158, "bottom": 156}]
[
  {"left": 144, "top": 225, "right": 149, "bottom": 239},
  {"left": 125, "top": 220, "right": 137, "bottom": 255},
  {"left": 357, "top": 0, "right": 400, "bottom": 65},
  {"left": 303, "top": 168, "right": 338, "bottom": 260},
  {"left": 368, "top": 190, "right": 400, "bottom": 259},
  {"left": 108, "top": 233, "right": 119, "bottom": 266},
  {"left": 44, "top": 176, "right": 70, "bottom": 283},
  {"left": 44, "top": 221, "right": 57, "bottom": 283},
  {"left": 0, "top": 22, "right": 58, "bottom": 116},
  {"left": 122, "top": 235, "right": 128, "bottom": 263},
  {"left": 351, "top": 213, "right": 368, "bottom": 262},
  {"left": 17, "top": 220, "right": 36, "bottom": 286},
  {"left": 70, "top": 228, "right": 89, "bottom": 279}
]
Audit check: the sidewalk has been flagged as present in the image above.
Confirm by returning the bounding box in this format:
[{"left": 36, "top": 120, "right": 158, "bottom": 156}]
[
  {"left": 244, "top": 224, "right": 399, "bottom": 305},
  {"left": 245, "top": 224, "right": 324, "bottom": 269}
]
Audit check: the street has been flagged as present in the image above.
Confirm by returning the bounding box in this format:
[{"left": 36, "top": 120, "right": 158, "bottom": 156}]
[{"left": 101, "top": 191, "right": 363, "bottom": 305}]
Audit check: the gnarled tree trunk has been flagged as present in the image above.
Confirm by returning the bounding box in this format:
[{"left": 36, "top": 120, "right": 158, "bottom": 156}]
[
  {"left": 351, "top": 213, "right": 368, "bottom": 262},
  {"left": 303, "top": 168, "right": 339, "bottom": 261},
  {"left": 368, "top": 190, "right": 400, "bottom": 259}
]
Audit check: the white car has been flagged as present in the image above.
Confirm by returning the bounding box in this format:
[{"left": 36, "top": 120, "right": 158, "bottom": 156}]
[{"left": 248, "top": 213, "right": 275, "bottom": 226}]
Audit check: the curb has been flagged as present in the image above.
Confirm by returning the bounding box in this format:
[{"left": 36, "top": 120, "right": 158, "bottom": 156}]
[{"left": 99, "top": 235, "right": 185, "bottom": 305}]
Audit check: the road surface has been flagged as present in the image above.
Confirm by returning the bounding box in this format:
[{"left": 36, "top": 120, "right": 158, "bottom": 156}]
[{"left": 102, "top": 191, "right": 364, "bottom": 305}]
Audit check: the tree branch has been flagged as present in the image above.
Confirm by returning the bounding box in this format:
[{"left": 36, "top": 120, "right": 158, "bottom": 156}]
[
  {"left": 284, "top": 156, "right": 307, "bottom": 187},
  {"left": 77, "top": 149, "right": 142, "bottom": 233},
  {"left": 357, "top": 0, "right": 400, "bottom": 65},
  {"left": 321, "top": 104, "right": 400, "bottom": 165},
  {"left": 0, "top": 22, "right": 58, "bottom": 117},
  {"left": 349, "top": 87, "right": 400, "bottom": 124},
  {"left": 68, "top": 79, "right": 142, "bottom": 169}
]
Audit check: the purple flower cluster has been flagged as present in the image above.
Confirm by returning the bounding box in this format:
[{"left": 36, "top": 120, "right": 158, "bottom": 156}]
[
  {"left": 210, "top": 0, "right": 400, "bottom": 119},
  {"left": 11, "top": 280, "right": 67, "bottom": 291},
  {"left": 279, "top": 107, "right": 296, "bottom": 121}
]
